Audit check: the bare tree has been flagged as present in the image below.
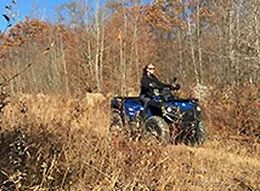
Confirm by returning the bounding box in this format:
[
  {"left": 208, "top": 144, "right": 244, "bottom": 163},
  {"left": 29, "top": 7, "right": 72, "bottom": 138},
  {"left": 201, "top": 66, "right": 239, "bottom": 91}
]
[{"left": 95, "top": 0, "right": 101, "bottom": 91}]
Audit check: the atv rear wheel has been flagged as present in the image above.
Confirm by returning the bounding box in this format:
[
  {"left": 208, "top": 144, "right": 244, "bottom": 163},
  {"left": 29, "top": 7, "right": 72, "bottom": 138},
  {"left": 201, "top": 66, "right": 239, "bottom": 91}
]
[
  {"left": 110, "top": 111, "right": 123, "bottom": 131},
  {"left": 144, "top": 116, "right": 170, "bottom": 143}
]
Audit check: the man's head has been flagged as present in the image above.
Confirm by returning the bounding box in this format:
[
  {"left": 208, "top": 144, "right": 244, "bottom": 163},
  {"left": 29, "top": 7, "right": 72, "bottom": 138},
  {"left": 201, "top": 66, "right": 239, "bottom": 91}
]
[{"left": 145, "top": 64, "right": 155, "bottom": 75}]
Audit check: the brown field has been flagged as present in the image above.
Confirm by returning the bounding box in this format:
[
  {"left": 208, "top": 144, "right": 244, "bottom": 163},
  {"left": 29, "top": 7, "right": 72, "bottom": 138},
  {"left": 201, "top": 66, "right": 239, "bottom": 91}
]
[{"left": 0, "top": 88, "right": 259, "bottom": 191}]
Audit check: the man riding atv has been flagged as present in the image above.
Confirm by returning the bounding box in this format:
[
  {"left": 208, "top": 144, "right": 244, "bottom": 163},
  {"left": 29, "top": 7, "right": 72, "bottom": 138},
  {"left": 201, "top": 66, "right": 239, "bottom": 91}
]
[
  {"left": 140, "top": 64, "right": 180, "bottom": 118},
  {"left": 110, "top": 64, "right": 206, "bottom": 145}
]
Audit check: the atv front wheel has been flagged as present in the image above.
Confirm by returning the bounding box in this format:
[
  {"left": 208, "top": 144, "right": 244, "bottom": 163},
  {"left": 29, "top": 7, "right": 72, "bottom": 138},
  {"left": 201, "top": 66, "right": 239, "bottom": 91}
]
[
  {"left": 176, "top": 121, "right": 206, "bottom": 146},
  {"left": 195, "top": 122, "right": 206, "bottom": 146},
  {"left": 144, "top": 116, "right": 170, "bottom": 143}
]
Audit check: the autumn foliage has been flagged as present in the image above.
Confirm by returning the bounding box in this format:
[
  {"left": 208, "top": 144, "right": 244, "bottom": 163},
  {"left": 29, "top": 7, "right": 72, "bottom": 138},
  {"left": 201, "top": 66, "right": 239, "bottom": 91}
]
[{"left": 0, "top": 0, "right": 259, "bottom": 190}]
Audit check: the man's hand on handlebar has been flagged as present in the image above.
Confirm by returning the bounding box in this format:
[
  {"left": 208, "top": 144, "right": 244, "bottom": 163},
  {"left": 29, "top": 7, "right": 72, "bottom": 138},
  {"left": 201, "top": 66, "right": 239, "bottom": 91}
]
[{"left": 171, "top": 83, "right": 181, "bottom": 91}]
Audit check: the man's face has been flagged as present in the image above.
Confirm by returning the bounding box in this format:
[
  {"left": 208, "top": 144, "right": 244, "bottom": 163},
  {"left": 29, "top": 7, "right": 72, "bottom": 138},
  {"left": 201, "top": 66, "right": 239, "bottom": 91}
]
[{"left": 146, "top": 64, "right": 155, "bottom": 74}]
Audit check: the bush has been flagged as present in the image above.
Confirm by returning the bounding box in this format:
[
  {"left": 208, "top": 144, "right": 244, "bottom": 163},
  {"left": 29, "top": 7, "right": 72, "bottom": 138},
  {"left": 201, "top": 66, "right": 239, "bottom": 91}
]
[{"left": 205, "top": 84, "right": 259, "bottom": 139}]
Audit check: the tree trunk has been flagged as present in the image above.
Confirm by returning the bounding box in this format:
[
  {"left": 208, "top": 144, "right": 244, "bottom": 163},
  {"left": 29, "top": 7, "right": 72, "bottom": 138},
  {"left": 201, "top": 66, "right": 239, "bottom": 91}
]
[
  {"left": 177, "top": 30, "right": 184, "bottom": 77},
  {"left": 99, "top": 23, "right": 105, "bottom": 91},
  {"left": 253, "top": 0, "right": 260, "bottom": 84},
  {"left": 134, "top": 8, "right": 140, "bottom": 85},
  {"left": 61, "top": 42, "right": 69, "bottom": 94},
  {"left": 119, "top": 4, "right": 127, "bottom": 96},
  {"left": 119, "top": 29, "right": 125, "bottom": 95},
  {"left": 95, "top": 0, "right": 101, "bottom": 91},
  {"left": 196, "top": 0, "right": 203, "bottom": 84},
  {"left": 188, "top": 19, "right": 199, "bottom": 84},
  {"left": 235, "top": 0, "right": 242, "bottom": 85},
  {"left": 228, "top": 0, "right": 236, "bottom": 85},
  {"left": 87, "top": 41, "right": 94, "bottom": 77}
]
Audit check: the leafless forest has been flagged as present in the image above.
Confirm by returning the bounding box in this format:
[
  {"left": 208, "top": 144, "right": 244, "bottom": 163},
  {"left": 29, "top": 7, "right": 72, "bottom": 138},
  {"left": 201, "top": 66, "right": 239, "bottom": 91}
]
[{"left": 0, "top": 0, "right": 259, "bottom": 190}]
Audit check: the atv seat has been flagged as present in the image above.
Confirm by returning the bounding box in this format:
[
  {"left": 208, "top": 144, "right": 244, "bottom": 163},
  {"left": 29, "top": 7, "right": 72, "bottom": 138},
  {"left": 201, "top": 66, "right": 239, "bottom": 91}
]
[{"left": 124, "top": 96, "right": 141, "bottom": 102}]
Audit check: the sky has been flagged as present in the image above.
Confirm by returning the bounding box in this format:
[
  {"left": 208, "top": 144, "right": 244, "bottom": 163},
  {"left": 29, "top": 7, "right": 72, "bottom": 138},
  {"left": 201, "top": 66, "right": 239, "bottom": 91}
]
[
  {"left": 0, "top": 0, "right": 152, "bottom": 32},
  {"left": 0, "top": 0, "right": 68, "bottom": 31},
  {"left": 0, "top": 0, "right": 109, "bottom": 32}
]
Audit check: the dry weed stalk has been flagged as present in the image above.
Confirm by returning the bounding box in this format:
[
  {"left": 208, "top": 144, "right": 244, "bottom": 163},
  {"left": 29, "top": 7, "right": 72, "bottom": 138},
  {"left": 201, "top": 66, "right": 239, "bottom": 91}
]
[{"left": 0, "top": 91, "right": 259, "bottom": 190}]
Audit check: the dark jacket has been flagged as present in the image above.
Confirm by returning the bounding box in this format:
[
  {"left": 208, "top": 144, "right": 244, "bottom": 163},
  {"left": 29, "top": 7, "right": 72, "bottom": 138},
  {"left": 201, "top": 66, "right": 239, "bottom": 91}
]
[{"left": 140, "top": 73, "right": 171, "bottom": 98}]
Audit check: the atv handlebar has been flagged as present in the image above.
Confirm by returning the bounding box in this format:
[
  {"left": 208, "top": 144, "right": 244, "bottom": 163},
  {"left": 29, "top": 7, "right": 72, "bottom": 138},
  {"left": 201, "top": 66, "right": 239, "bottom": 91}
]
[
  {"left": 153, "top": 85, "right": 180, "bottom": 102},
  {"left": 171, "top": 83, "right": 180, "bottom": 91}
]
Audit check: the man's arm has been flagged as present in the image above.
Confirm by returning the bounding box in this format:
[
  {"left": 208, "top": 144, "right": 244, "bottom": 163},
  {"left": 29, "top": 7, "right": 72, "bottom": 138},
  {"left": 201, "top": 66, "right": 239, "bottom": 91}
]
[
  {"left": 141, "top": 77, "right": 152, "bottom": 89},
  {"left": 152, "top": 76, "right": 171, "bottom": 90}
]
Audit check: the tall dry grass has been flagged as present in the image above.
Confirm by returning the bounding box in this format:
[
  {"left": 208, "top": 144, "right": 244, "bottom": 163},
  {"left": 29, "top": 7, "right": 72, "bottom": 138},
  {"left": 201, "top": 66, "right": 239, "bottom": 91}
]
[
  {"left": 2, "top": 92, "right": 109, "bottom": 135},
  {"left": 0, "top": 87, "right": 259, "bottom": 190},
  {"left": 204, "top": 84, "right": 259, "bottom": 138}
]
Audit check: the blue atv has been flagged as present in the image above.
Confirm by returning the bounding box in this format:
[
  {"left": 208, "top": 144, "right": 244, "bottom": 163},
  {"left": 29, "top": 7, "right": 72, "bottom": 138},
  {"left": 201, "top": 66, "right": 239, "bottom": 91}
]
[{"left": 110, "top": 83, "right": 206, "bottom": 146}]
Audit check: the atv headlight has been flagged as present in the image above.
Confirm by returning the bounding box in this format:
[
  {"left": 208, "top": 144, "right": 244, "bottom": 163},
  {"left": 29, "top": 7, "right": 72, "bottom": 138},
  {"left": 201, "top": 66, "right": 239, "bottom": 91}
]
[
  {"left": 166, "top": 107, "right": 172, "bottom": 112},
  {"left": 196, "top": 106, "right": 201, "bottom": 112},
  {"left": 161, "top": 106, "right": 166, "bottom": 113}
]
